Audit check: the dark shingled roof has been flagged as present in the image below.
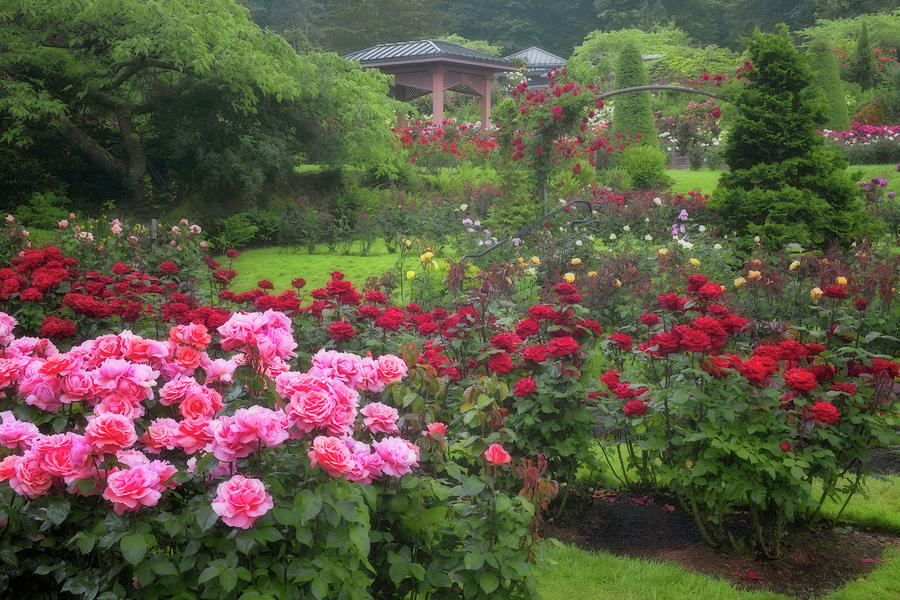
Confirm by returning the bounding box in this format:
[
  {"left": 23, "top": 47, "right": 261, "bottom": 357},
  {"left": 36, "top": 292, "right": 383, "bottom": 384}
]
[{"left": 345, "top": 39, "right": 515, "bottom": 69}]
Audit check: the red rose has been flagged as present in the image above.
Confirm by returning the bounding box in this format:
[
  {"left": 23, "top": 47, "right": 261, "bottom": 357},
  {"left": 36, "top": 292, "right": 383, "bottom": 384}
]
[
  {"left": 783, "top": 368, "right": 818, "bottom": 393},
  {"left": 697, "top": 282, "right": 723, "bottom": 300},
  {"left": 658, "top": 293, "right": 686, "bottom": 312},
  {"left": 513, "top": 377, "right": 537, "bottom": 397},
  {"left": 528, "top": 305, "right": 557, "bottom": 320},
  {"left": 159, "top": 261, "right": 178, "bottom": 275},
  {"left": 20, "top": 287, "right": 43, "bottom": 302},
  {"left": 810, "top": 401, "right": 840, "bottom": 424},
  {"left": 225, "top": 249, "right": 240, "bottom": 258},
  {"left": 554, "top": 282, "right": 577, "bottom": 296},
  {"left": 823, "top": 285, "right": 847, "bottom": 299},
  {"left": 780, "top": 441, "right": 791, "bottom": 452},
  {"left": 522, "top": 345, "right": 548, "bottom": 363},
  {"left": 487, "top": 353, "right": 514, "bottom": 374},
  {"left": 676, "top": 326, "right": 711, "bottom": 354},
  {"left": 600, "top": 370, "right": 621, "bottom": 388},
  {"left": 736, "top": 356, "right": 777, "bottom": 386},
  {"left": 547, "top": 336, "right": 580, "bottom": 357},
  {"left": 291, "top": 277, "right": 306, "bottom": 289},
  {"left": 257, "top": 280, "right": 274, "bottom": 290},
  {"left": 829, "top": 381, "right": 857, "bottom": 395},
  {"left": 853, "top": 298, "right": 868, "bottom": 311},
  {"left": 515, "top": 318, "right": 541, "bottom": 337},
  {"left": 40, "top": 316, "right": 76, "bottom": 339},
  {"left": 622, "top": 400, "right": 648, "bottom": 417},
  {"left": 112, "top": 262, "right": 131, "bottom": 275},
  {"left": 608, "top": 333, "right": 633, "bottom": 351},
  {"left": 327, "top": 321, "right": 356, "bottom": 340},
  {"left": 687, "top": 274, "right": 708, "bottom": 293},
  {"left": 639, "top": 313, "right": 661, "bottom": 326},
  {"left": 491, "top": 333, "right": 522, "bottom": 353},
  {"left": 808, "top": 364, "right": 835, "bottom": 382}
]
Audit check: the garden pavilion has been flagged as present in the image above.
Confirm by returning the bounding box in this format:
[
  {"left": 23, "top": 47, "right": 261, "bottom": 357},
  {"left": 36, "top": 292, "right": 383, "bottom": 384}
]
[
  {"left": 344, "top": 39, "right": 516, "bottom": 127},
  {"left": 502, "top": 46, "right": 567, "bottom": 89}
]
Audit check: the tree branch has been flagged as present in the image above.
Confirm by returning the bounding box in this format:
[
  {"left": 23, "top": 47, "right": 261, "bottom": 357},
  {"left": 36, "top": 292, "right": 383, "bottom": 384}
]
[{"left": 55, "top": 116, "right": 127, "bottom": 185}]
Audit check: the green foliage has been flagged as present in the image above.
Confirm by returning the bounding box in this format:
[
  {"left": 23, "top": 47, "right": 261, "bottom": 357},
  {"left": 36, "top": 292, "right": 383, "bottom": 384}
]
[
  {"left": 15, "top": 191, "right": 71, "bottom": 230},
  {"left": 212, "top": 213, "right": 260, "bottom": 252},
  {"left": 710, "top": 27, "right": 870, "bottom": 249},
  {"left": 612, "top": 42, "right": 659, "bottom": 149},
  {"left": 799, "top": 9, "right": 900, "bottom": 66},
  {"left": 619, "top": 146, "right": 671, "bottom": 189},
  {"left": 853, "top": 23, "right": 876, "bottom": 89},
  {"left": 438, "top": 34, "right": 503, "bottom": 56},
  {"left": 807, "top": 40, "right": 851, "bottom": 131}
]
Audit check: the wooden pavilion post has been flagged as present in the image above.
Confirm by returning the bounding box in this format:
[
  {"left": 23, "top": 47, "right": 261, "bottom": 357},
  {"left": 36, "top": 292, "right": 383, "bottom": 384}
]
[
  {"left": 480, "top": 74, "right": 491, "bottom": 128},
  {"left": 431, "top": 68, "right": 445, "bottom": 124}
]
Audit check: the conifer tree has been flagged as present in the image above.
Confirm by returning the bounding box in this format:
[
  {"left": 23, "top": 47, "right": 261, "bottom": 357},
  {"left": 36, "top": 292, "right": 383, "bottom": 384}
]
[
  {"left": 853, "top": 23, "right": 875, "bottom": 90},
  {"left": 710, "top": 27, "right": 870, "bottom": 250},
  {"left": 611, "top": 42, "right": 659, "bottom": 148},
  {"left": 808, "top": 39, "right": 850, "bottom": 131}
]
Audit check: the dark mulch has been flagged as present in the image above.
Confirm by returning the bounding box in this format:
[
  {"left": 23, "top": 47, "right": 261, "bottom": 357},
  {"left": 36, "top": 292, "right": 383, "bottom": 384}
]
[{"left": 543, "top": 490, "right": 899, "bottom": 599}]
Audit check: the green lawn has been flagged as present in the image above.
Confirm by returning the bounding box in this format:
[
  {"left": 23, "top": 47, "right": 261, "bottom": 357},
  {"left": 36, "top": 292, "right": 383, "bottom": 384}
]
[
  {"left": 666, "top": 163, "right": 900, "bottom": 197},
  {"left": 220, "top": 240, "right": 406, "bottom": 293}
]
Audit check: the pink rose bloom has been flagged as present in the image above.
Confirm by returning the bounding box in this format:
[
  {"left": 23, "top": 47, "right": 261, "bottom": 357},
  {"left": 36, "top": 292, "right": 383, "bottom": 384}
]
[
  {"left": 148, "top": 460, "right": 178, "bottom": 492},
  {"left": 0, "top": 455, "right": 19, "bottom": 481},
  {"left": 0, "top": 410, "right": 40, "bottom": 450},
  {"left": 179, "top": 388, "right": 222, "bottom": 421},
  {"left": 286, "top": 388, "right": 335, "bottom": 435},
  {"left": 142, "top": 418, "right": 180, "bottom": 453},
  {"left": 360, "top": 402, "right": 400, "bottom": 435},
  {"left": 93, "top": 358, "right": 158, "bottom": 403},
  {"left": 209, "top": 411, "right": 260, "bottom": 463},
  {"left": 245, "top": 406, "right": 289, "bottom": 448},
  {"left": 9, "top": 450, "right": 53, "bottom": 498},
  {"left": 203, "top": 358, "right": 238, "bottom": 385},
  {"left": 211, "top": 474, "right": 273, "bottom": 529},
  {"left": 169, "top": 323, "right": 212, "bottom": 350},
  {"left": 356, "top": 356, "right": 385, "bottom": 393},
  {"left": 20, "top": 372, "right": 62, "bottom": 412},
  {"left": 372, "top": 437, "right": 419, "bottom": 477},
  {"left": 344, "top": 439, "right": 383, "bottom": 484},
  {"left": 174, "top": 418, "right": 213, "bottom": 454},
  {"left": 60, "top": 370, "right": 94, "bottom": 404},
  {"left": 376, "top": 355, "right": 408, "bottom": 385},
  {"left": 0, "top": 358, "right": 25, "bottom": 389},
  {"left": 0, "top": 312, "right": 17, "bottom": 346},
  {"left": 159, "top": 377, "right": 200, "bottom": 406},
  {"left": 120, "top": 331, "right": 168, "bottom": 364},
  {"left": 425, "top": 422, "right": 447, "bottom": 437},
  {"left": 85, "top": 413, "right": 138, "bottom": 454},
  {"left": 7, "top": 337, "right": 58, "bottom": 359},
  {"left": 95, "top": 395, "right": 144, "bottom": 420},
  {"left": 103, "top": 465, "right": 162, "bottom": 514},
  {"left": 484, "top": 443, "right": 512, "bottom": 465},
  {"left": 32, "top": 433, "right": 86, "bottom": 480},
  {"left": 308, "top": 436, "right": 353, "bottom": 477},
  {"left": 309, "top": 350, "right": 362, "bottom": 388},
  {"left": 115, "top": 449, "right": 151, "bottom": 469}
]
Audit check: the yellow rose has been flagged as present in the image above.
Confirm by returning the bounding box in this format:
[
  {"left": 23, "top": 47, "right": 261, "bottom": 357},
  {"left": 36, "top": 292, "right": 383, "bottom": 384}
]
[
  {"left": 748, "top": 270, "right": 762, "bottom": 280},
  {"left": 615, "top": 279, "right": 622, "bottom": 287},
  {"left": 563, "top": 272, "right": 575, "bottom": 283},
  {"left": 406, "top": 271, "right": 416, "bottom": 280},
  {"left": 588, "top": 271, "right": 597, "bottom": 278},
  {"left": 517, "top": 257, "right": 525, "bottom": 264},
  {"left": 530, "top": 256, "right": 540, "bottom": 265},
  {"left": 835, "top": 276, "right": 847, "bottom": 286},
  {"left": 571, "top": 257, "right": 582, "bottom": 266},
  {"left": 734, "top": 277, "right": 747, "bottom": 288},
  {"left": 657, "top": 248, "right": 668, "bottom": 256},
  {"left": 404, "top": 239, "right": 412, "bottom": 248},
  {"left": 688, "top": 258, "right": 700, "bottom": 266},
  {"left": 810, "top": 287, "right": 824, "bottom": 300},
  {"left": 789, "top": 260, "right": 800, "bottom": 271}
]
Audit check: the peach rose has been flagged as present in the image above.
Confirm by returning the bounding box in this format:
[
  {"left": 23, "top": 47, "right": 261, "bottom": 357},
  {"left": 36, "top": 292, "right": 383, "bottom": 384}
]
[{"left": 308, "top": 436, "right": 352, "bottom": 477}]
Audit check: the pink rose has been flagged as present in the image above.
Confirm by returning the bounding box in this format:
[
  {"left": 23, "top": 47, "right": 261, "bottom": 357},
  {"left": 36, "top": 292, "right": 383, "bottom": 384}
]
[
  {"left": 0, "top": 455, "right": 19, "bottom": 481},
  {"left": 360, "top": 402, "right": 400, "bottom": 435},
  {"left": 308, "top": 436, "right": 353, "bottom": 477},
  {"left": 103, "top": 465, "right": 162, "bottom": 514},
  {"left": 211, "top": 475, "right": 273, "bottom": 529},
  {"left": 425, "top": 422, "right": 447, "bottom": 437},
  {"left": 344, "top": 439, "right": 383, "bottom": 484},
  {"left": 376, "top": 355, "right": 408, "bottom": 385},
  {"left": 9, "top": 450, "right": 53, "bottom": 498},
  {"left": 356, "top": 356, "right": 385, "bottom": 393},
  {"left": 372, "top": 437, "right": 419, "bottom": 477},
  {"left": 179, "top": 388, "right": 222, "bottom": 420},
  {"left": 85, "top": 413, "right": 138, "bottom": 454},
  {"left": 95, "top": 395, "right": 144, "bottom": 420},
  {"left": 484, "top": 443, "right": 511, "bottom": 465},
  {"left": 174, "top": 418, "right": 213, "bottom": 454},
  {"left": 209, "top": 411, "right": 260, "bottom": 463},
  {"left": 142, "top": 418, "right": 180, "bottom": 453},
  {"left": 159, "top": 377, "right": 200, "bottom": 406},
  {"left": 0, "top": 410, "right": 40, "bottom": 450}
]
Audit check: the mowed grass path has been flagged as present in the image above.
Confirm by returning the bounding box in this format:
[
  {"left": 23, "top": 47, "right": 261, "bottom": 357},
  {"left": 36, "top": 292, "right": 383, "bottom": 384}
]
[{"left": 667, "top": 164, "right": 900, "bottom": 196}]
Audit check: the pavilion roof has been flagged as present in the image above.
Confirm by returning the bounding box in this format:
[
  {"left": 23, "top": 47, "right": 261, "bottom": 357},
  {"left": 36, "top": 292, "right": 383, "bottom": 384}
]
[
  {"left": 345, "top": 40, "right": 516, "bottom": 71},
  {"left": 503, "top": 46, "right": 567, "bottom": 68}
]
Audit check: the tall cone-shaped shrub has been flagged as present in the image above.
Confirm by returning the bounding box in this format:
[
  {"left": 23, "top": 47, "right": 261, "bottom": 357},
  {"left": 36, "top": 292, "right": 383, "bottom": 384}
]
[
  {"left": 853, "top": 23, "right": 875, "bottom": 90},
  {"left": 808, "top": 39, "right": 850, "bottom": 131},
  {"left": 710, "top": 27, "right": 870, "bottom": 250},
  {"left": 612, "top": 41, "right": 658, "bottom": 148}
]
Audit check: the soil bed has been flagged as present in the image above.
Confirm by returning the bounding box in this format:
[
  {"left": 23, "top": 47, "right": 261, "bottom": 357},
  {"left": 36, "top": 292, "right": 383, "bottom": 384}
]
[{"left": 543, "top": 489, "right": 898, "bottom": 599}]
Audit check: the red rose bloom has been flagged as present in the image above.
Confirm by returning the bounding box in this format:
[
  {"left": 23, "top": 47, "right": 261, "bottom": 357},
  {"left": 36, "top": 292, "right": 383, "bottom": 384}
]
[
  {"left": 554, "top": 282, "right": 577, "bottom": 296},
  {"left": 491, "top": 333, "right": 522, "bottom": 353},
  {"left": 547, "top": 336, "right": 580, "bottom": 357},
  {"left": 20, "top": 287, "right": 43, "bottom": 302},
  {"left": 676, "top": 326, "right": 711, "bottom": 354},
  {"left": 783, "top": 368, "right": 818, "bottom": 393},
  {"left": 809, "top": 364, "right": 835, "bottom": 382},
  {"left": 600, "top": 370, "right": 621, "bottom": 387},
  {"left": 622, "top": 400, "right": 648, "bottom": 417},
  {"left": 658, "top": 293, "right": 686, "bottom": 312},
  {"left": 639, "top": 313, "right": 661, "bottom": 326},
  {"left": 608, "top": 333, "right": 633, "bottom": 351},
  {"left": 823, "top": 285, "right": 848, "bottom": 299},
  {"left": 780, "top": 441, "right": 791, "bottom": 452},
  {"left": 735, "top": 356, "right": 777, "bottom": 386},
  {"left": 291, "top": 277, "right": 306, "bottom": 289},
  {"left": 687, "top": 274, "right": 708, "bottom": 293},
  {"left": 40, "top": 316, "right": 76, "bottom": 339},
  {"left": 697, "top": 282, "right": 723, "bottom": 300},
  {"left": 810, "top": 401, "right": 840, "bottom": 424},
  {"left": 528, "top": 305, "right": 557, "bottom": 320},
  {"left": 225, "top": 249, "right": 240, "bottom": 258},
  {"left": 327, "top": 321, "right": 356, "bottom": 340},
  {"left": 257, "top": 280, "right": 274, "bottom": 290},
  {"left": 522, "top": 345, "right": 548, "bottom": 363},
  {"left": 829, "top": 381, "right": 857, "bottom": 395},
  {"left": 112, "top": 262, "right": 131, "bottom": 275},
  {"left": 515, "top": 318, "right": 541, "bottom": 337},
  {"left": 853, "top": 298, "right": 868, "bottom": 311},
  {"left": 513, "top": 377, "right": 537, "bottom": 397},
  {"left": 487, "top": 353, "right": 514, "bottom": 374},
  {"left": 159, "top": 261, "right": 178, "bottom": 275}
]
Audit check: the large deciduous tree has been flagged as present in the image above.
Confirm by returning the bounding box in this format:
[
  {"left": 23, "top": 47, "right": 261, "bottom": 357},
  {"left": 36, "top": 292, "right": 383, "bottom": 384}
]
[{"left": 0, "top": 0, "right": 397, "bottom": 209}]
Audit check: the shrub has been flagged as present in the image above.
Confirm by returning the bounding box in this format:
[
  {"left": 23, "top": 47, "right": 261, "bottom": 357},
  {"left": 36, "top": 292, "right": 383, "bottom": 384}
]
[
  {"left": 619, "top": 146, "right": 671, "bottom": 190},
  {"left": 710, "top": 27, "right": 871, "bottom": 250},
  {"left": 211, "top": 213, "right": 259, "bottom": 252},
  {"left": 611, "top": 42, "right": 659, "bottom": 149},
  {"left": 15, "top": 191, "right": 71, "bottom": 230}
]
